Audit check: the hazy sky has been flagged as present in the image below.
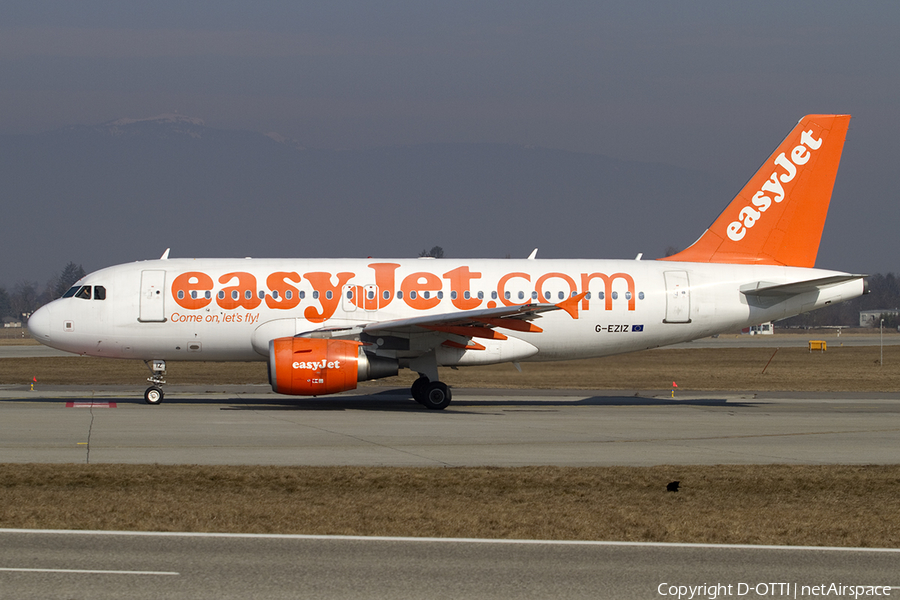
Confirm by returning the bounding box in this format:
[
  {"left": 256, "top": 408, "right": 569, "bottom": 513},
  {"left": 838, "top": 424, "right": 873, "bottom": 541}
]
[{"left": 2, "top": 1, "right": 899, "bottom": 276}]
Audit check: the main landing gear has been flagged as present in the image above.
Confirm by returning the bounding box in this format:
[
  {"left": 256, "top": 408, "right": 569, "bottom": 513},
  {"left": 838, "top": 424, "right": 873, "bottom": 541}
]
[
  {"left": 410, "top": 375, "right": 452, "bottom": 410},
  {"left": 144, "top": 359, "right": 166, "bottom": 405}
]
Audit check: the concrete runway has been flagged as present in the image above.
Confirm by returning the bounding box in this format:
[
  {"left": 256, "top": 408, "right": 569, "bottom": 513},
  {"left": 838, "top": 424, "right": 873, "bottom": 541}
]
[
  {"left": 670, "top": 332, "right": 900, "bottom": 348},
  {"left": 1, "top": 529, "right": 897, "bottom": 600},
  {"left": 0, "top": 345, "right": 72, "bottom": 358},
  {"left": 1, "top": 384, "right": 898, "bottom": 466}
]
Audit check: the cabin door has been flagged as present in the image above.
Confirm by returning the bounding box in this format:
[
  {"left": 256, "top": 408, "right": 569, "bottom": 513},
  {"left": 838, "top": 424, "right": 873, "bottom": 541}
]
[
  {"left": 663, "top": 271, "right": 691, "bottom": 324},
  {"left": 139, "top": 270, "right": 167, "bottom": 322}
]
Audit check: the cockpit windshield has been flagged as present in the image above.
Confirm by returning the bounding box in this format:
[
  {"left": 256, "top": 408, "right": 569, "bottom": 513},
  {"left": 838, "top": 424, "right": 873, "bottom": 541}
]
[{"left": 62, "top": 285, "right": 106, "bottom": 300}]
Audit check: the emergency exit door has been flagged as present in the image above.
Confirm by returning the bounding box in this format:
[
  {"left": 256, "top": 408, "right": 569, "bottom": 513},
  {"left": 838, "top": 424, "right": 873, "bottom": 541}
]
[{"left": 663, "top": 271, "right": 691, "bottom": 324}]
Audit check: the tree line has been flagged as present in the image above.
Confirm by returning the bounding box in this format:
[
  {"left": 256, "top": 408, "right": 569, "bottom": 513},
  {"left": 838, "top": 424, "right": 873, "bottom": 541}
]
[{"left": 0, "top": 262, "right": 85, "bottom": 321}]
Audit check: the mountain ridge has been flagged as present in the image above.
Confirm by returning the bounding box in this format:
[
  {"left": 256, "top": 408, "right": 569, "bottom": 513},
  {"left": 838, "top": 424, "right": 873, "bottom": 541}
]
[{"left": 0, "top": 117, "right": 728, "bottom": 286}]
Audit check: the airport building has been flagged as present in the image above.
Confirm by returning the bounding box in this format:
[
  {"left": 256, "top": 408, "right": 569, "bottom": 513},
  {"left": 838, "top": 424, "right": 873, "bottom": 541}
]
[
  {"left": 741, "top": 322, "right": 773, "bottom": 335},
  {"left": 859, "top": 309, "right": 900, "bottom": 327}
]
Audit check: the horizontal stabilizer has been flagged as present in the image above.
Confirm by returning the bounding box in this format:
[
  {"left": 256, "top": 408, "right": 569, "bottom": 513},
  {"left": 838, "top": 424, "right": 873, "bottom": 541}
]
[{"left": 740, "top": 274, "right": 866, "bottom": 298}]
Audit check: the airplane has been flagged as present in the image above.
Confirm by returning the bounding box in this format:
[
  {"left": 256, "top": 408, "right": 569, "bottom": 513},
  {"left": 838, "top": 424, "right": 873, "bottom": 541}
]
[{"left": 28, "top": 114, "right": 866, "bottom": 409}]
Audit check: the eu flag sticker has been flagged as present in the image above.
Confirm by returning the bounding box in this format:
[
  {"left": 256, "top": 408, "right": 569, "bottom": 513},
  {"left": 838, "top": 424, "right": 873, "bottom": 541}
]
[{"left": 632, "top": 325, "right": 644, "bottom": 332}]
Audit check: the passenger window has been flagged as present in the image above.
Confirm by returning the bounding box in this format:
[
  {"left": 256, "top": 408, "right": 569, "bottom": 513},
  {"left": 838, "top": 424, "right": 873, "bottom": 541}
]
[
  {"left": 368, "top": 290, "right": 375, "bottom": 300},
  {"left": 491, "top": 291, "right": 497, "bottom": 300},
  {"left": 325, "top": 291, "right": 333, "bottom": 300},
  {"left": 504, "top": 291, "right": 510, "bottom": 300},
  {"left": 346, "top": 290, "right": 353, "bottom": 299},
  {"left": 531, "top": 291, "right": 538, "bottom": 300},
  {"left": 383, "top": 290, "right": 390, "bottom": 300},
  {"left": 612, "top": 291, "right": 618, "bottom": 300},
  {"left": 477, "top": 291, "right": 484, "bottom": 300},
  {"left": 518, "top": 291, "right": 525, "bottom": 300},
  {"left": 638, "top": 292, "right": 644, "bottom": 300},
  {"left": 437, "top": 291, "right": 443, "bottom": 300},
  {"left": 312, "top": 291, "right": 319, "bottom": 299},
  {"left": 93, "top": 286, "right": 106, "bottom": 300},
  {"left": 397, "top": 291, "right": 403, "bottom": 299},
  {"left": 75, "top": 286, "right": 92, "bottom": 300},
  {"left": 177, "top": 291, "right": 185, "bottom": 300},
  {"left": 285, "top": 290, "right": 292, "bottom": 300}
]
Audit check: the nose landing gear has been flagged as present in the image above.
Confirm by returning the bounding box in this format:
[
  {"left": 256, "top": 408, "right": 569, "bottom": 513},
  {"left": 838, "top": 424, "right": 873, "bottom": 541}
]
[{"left": 144, "top": 359, "right": 166, "bottom": 405}]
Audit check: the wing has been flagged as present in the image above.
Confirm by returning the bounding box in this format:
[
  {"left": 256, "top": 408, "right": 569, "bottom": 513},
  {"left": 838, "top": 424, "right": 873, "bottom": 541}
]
[{"left": 297, "top": 293, "right": 586, "bottom": 352}]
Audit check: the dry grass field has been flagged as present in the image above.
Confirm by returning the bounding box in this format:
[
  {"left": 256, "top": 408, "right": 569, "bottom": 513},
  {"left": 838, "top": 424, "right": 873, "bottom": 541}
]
[
  {"left": 1, "top": 464, "right": 898, "bottom": 547},
  {"left": 2, "top": 345, "right": 898, "bottom": 392}
]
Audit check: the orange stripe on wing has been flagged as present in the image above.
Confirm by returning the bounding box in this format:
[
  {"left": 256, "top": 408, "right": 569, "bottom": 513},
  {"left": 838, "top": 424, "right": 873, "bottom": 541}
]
[
  {"left": 475, "top": 318, "right": 543, "bottom": 333},
  {"left": 441, "top": 340, "right": 487, "bottom": 351},
  {"left": 425, "top": 325, "right": 509, "bottom": 340}
]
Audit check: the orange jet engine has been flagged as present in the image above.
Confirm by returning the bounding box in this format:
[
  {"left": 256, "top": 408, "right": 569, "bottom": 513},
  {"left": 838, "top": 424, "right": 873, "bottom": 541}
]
[{"left": 268, "top": 337, "right": 398, "bottom": 396}]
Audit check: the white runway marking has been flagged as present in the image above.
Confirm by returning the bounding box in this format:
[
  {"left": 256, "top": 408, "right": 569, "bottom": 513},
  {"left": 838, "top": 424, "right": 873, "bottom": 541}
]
[
  {"left": 2, "top": 528, "right": 899, "bottom": 553},
  {"left": 0, "top": 567, "right": 179, "bottom": 575}
]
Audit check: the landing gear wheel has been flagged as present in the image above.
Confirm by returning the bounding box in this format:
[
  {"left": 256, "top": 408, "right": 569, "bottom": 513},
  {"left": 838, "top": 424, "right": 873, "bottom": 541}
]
[
  {"left": 144, "top": 360, "right": 166, "bottom": 405},
  {"left": 144, "top": 386, "right": 164, "bottom": 405},
  {"left": 421, "top": 381, "right": 452, "bottom": 410},
  {"left": 411, "top": 376, "right": 430, "bottom": 404}
]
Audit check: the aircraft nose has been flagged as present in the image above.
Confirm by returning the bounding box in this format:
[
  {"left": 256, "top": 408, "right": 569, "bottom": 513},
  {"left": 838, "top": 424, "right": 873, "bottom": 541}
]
[{"left": 28, "top": 305, "right": 52, "bottom": 343}]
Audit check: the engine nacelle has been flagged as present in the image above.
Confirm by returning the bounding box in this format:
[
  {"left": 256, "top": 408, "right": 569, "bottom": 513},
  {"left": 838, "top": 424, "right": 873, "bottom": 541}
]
[{"left": 268, "top": 337, "right": 398, "bottom": 396}]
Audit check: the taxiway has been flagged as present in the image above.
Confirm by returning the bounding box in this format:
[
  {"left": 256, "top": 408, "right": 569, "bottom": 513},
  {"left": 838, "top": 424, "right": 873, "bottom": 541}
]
[{"left": 1, "top": 385, "right": 898, "bottom": 466}]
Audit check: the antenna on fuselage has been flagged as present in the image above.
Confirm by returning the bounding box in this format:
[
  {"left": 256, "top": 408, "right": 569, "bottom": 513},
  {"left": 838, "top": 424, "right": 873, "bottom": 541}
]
[{"left": 160, "top": 248, "right": 171, "bottom": 260}]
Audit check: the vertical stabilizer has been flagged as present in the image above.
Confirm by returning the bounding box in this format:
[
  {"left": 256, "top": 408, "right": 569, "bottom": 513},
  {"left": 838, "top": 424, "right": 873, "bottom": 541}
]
[{"left": 660, "top": 114, "right": 850, "bottom": 267}]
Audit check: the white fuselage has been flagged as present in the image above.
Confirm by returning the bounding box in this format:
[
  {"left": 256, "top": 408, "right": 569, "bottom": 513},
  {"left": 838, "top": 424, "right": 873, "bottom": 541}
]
[{"left": 29, "top": 257, "right": 863, "bottom": 367}]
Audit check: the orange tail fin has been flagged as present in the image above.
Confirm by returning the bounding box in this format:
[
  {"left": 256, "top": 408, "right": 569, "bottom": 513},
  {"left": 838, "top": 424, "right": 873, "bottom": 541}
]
[{"left": 660, "top": 114, "right": 850, "bottom": 267}]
